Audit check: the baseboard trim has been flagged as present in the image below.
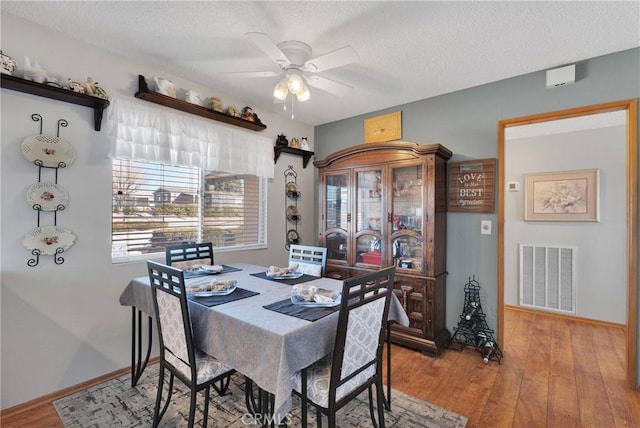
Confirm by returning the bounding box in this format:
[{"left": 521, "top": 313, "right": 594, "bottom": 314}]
[
  {"left": 0, "top": 358, "right": 159, "bottom": 418},
  {"left": 505, "top": 305, "right": 625, "bottom": 329}
]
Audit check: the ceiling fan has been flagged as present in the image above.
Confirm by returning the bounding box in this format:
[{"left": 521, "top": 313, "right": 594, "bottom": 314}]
[{"left": 228, "top": 32, "right": 359, "bottom": 104}]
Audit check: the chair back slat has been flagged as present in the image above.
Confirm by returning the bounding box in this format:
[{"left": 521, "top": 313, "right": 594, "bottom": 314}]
[
  {"left": 165, "top": 242, "right": 214, "bottom": 269},
  {"left": 148, "top": 261, "right": 197, "bottom": 382},
  {"left": 289, "top": 244, "right": 328, "bottom": 276}
]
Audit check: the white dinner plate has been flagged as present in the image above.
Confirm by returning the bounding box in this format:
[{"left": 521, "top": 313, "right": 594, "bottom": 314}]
[
  {"left": 268, "top": 271, "right": 303, "bottom": 280},
  {"left": 22, "top": 134, "right": 76, "bottom": 168},
  {"left": 189, "top": 285, "right": 236, "bottom": 297},
  {"left": 290, "top": 293, "right": 342, "bottom": 307},
  {"left": 22, "top": 225, "right": 76, "bottom": 255},
  {"left": 26, "top": 182, "right": 69, "bottom": 211}
]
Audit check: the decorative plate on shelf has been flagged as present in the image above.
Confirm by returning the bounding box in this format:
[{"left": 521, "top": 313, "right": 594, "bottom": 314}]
[
  {"left": 22, "top": 225, "right": 76, "bottom": 255},
  {"left": 26, "top": 182, "right": 69, "bottom": 211},
  {"left": 21, "top": 134, "right": 76, "bottom": 167}
]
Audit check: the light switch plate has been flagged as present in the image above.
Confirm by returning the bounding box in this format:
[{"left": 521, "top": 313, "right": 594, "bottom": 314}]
[{"left": 481, "top": 220, "right": 492, "bottom": 235}]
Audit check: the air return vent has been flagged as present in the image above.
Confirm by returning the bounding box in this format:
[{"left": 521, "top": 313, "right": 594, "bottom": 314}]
[{"left": 519, "top": 244, "right": 576, "bottom": 314}]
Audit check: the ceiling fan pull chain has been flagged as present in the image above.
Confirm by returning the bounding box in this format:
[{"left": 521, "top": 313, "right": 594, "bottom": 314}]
[{"left": 291, "top": 95, "right": 295, "bottom": 120}]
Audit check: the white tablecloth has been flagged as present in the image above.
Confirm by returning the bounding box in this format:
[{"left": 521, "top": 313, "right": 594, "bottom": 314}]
[{"left": 119, "top": 263, "right": 409, "bottom": 422}]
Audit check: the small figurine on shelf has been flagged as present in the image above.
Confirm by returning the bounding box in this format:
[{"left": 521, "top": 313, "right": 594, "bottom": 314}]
[
  {"left": 1, "top": 50, "right": 17, "bottom": 75},
  {"left": 227, "top": 105, "right": 241, "bottom": 117},
  {"left": 209, "top": 97, "right": 223, "bottom": 112},
  {"left": 276, "top": 134, "right": 288, "bottom": 146},
  {"left": 92, "top": 81, "right": 109, "bottom": 99},
  {"left": 300, "top": 137, "right": 310, "bottom": 151},
  {"left": 241, "top": 106, "right": 255, "bottom": 122},
  {"left": 45, "top": 77, "right": 62, "bottom": 88},
  {"left": 23, "top": 56, "right": 47, "bottom": 83},
  {"left": 289, "top": 137, "right": 299, "bottom": 148},
  {"left": 67, "top": 78, "right": 85, "bottom": 94},
  {"left": 84, "top": 77, "right": 96, "bottom": 95}
]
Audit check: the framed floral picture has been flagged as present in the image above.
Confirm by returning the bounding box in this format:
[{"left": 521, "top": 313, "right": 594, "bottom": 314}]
[{"left": 524, "top": 169, "right": 599, "bottom": 221}]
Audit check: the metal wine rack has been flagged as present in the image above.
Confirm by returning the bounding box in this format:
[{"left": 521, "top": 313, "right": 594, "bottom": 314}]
[{"left": 449, "top": 275, "right": 503, "bottom": 363}]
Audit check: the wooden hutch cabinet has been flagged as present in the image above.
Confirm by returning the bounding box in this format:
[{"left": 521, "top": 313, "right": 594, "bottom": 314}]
[{"left": 314, "top": 142, "right": 452, "bottom": 356}]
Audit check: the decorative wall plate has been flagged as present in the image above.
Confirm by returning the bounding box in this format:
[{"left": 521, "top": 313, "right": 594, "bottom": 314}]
[
  {"left": 286, "top": 182, "right": 301, "bottom": 198},
  {"left": 287, "top": 229, "right": 300, "bottom": 244},
  {"left": 26, "top": 182, "right": 69, "bottom": 211},
  {"left": 22, "top": 225, "right": 76, "bottom": 255},
  {"left": 21, "top": 134, "right": 76, "bottom": 167}
]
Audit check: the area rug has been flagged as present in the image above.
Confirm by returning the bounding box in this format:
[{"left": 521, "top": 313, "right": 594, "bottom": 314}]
[{"left": 54, "top": 364, "right": 467, "bottom": 427}]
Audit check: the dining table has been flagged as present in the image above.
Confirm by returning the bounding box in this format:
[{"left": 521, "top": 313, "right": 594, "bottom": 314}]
[{"left": 119, "top": 262, "right": 410, "bottom": 424}]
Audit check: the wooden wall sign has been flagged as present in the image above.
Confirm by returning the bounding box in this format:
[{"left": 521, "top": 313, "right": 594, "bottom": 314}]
[
  {"left": 364, "top": 111, "right": 401, "bottom": 143},
  {"left": 448, "top": 158, "right": 496, "bottom": 212}
]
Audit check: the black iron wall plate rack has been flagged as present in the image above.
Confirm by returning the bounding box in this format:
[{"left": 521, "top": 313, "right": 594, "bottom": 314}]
[
  {"left": 24, "top": 114, "right": 73, "bottom": 266},
  {"left": 284, "top": 165, "right": 300, "bottom": 250}
]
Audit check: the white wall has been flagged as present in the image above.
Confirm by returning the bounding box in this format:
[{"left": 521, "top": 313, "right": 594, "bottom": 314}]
[
  {"left": 0, "top": 13, "right": 314, "bottom": 409},
  {"left": 504, "top": 120, "right": 627, "bottom": 323}
]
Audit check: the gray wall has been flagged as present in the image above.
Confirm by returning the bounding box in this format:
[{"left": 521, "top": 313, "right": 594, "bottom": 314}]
[
  {"left": 315, "top": 47, "right": 640, "bottom": 382},
  {"left": 505, "top": 122, "right": 626, "bottom": 322}
]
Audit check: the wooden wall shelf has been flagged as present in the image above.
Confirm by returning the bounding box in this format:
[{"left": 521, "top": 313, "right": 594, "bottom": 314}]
[
  {"left": 274, "top": 146, "right": 315, "bottom": 168},
  {"left": 134, "top": 75, "right": 267, "bottom": 132},
  {"left": 0, "top": 74, "right": 110, "bottom": 131}
]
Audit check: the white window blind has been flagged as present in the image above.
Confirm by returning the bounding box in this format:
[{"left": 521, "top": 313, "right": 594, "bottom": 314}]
[{"left": 112, "top": 159, "right": 266, "bottom": 262}]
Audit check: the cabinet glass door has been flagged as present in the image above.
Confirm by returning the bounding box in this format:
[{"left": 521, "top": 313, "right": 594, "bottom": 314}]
[
  {"left": 391, "top": 163, "right": 424, "bottom": 272},
  {"left": 356, "top": 169, "right": 383, "bottom": 266},
  {"left": 324, "top": 172, "right": 349, "bottom": 261}
]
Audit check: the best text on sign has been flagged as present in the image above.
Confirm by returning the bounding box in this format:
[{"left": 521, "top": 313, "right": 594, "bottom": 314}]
[{"left": 448, "top": 159, "right": 495, "bottom": 213}]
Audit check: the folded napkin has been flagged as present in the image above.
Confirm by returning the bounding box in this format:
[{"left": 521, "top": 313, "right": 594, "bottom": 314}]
[
  {"left": 199, "top": 264, "right": 223, "bottom": 273},
  {"left": 266, "top": 263, "right": 299, "bottom": 277},
  {"left": 186, "top": 279, "right": 237, "bottom": 293},
  {"left": 291, "top": 284, "right": 340, "bottom": 304}
]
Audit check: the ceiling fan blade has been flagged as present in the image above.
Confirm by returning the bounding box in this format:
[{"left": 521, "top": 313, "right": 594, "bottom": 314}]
[
  {"left": 220, "top": 70, "right": 282, "bottom": 78},
  {"left": 245, "top": 32, "right": 290, "bottom": 67},
  {"left": 303, "top": 46, "right": 359, "bottom": 72},
  {"left": 305, "top": 75, "right": 353, "bottom": 97}
]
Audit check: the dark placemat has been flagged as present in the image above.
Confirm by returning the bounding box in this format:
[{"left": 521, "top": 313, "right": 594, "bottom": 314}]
[
  {"left": 183, "top": 265, "right": 243, "bottom": 279},
  {"left": 189, "top": 287, "right": 258, "bottom": 307},
  {"left": 263, "top": 298, "right": 340, "bottom": 322},
  {"left": 250, "top": 271, "right": 318, "bottom": 286}
]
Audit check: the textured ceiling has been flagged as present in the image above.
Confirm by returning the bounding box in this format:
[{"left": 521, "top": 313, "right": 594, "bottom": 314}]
[{"left": 2, "top": 1, "right": 639, "bottom": 126}]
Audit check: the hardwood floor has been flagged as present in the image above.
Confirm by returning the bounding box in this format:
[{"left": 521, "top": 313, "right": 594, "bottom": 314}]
[
  {"left": 2, "top": 308, "right": 639, "bottom": 427},
  {"left": 388, "top": 308, "right": 640, "bottom": 428}
]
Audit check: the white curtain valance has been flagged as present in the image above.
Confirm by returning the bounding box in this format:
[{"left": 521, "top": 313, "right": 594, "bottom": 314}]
[{"left": 106, "top": 96, "right": 274, "bottom": 179}]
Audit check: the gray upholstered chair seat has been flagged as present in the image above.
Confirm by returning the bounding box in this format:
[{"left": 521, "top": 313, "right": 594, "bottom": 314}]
[
  {"left": 292, "top": 354, "right": 376, "bottom": 408},
  {"left": 166, "top": 349, "right": 234, "bottom": 385}
]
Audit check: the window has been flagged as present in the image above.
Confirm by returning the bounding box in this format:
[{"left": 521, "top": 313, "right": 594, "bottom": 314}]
[{"left": 112, "top": 159, "right": 267, "bottom": 262}]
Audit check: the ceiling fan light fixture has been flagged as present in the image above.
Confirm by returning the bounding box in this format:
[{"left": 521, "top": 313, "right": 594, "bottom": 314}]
[
  {"left": 287, "top": 72, "right": 304, "bottom": 94},
  {"left": 273, "top": 79, "right": 289, "bottom": 101},
  {"left": 296, "top": 85, "right": 311, "bottom": 102}
]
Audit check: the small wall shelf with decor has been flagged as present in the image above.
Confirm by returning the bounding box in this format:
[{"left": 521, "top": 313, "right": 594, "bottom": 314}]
[
  {"left": 134, "top": 75, "right": 267, "bottom": 132},
  {"left": 274, "top": 146, "right": 314, "bottom": 168},
  {"left": 0, "top": 74, "right": 110, "bottom": 131}
]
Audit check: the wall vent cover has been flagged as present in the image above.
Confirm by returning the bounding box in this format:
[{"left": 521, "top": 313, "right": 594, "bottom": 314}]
[{"left": 519, "top": 244, "right": 576, "bottom": 313}]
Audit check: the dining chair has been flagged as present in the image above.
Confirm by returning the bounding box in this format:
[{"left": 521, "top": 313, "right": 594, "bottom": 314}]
[
  {"left": 288, "top": 244, "right": 327, "bottom": 277},
  {"left": 292, "top": 266, "right": 396, "bottom": 428},
  {"left": 165, "top": 242, "right": 214, "bottom": 270},
  {"left": 147, "top": 261, "right": 235, "bottom": 428}
]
